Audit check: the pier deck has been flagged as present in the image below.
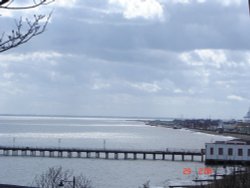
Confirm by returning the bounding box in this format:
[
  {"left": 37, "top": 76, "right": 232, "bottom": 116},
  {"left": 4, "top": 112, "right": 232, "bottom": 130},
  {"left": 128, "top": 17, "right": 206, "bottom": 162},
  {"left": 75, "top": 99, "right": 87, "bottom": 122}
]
[{"left": 0, "top": 146, "right": 205, "bottom": 162}]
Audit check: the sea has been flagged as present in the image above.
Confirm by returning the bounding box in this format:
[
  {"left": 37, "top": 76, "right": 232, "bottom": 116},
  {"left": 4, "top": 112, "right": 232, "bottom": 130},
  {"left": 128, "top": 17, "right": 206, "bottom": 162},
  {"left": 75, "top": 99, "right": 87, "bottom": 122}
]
[{"left": 0, "top": 116, "right": 234, "bottom": 188}]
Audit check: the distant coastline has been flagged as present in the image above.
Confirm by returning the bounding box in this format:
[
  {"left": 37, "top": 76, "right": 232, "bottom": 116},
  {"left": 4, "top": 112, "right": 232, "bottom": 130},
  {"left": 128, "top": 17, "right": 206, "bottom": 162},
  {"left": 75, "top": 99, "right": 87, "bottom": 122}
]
[
  {"left": 187, "top": 128, "right": 250, "bottom": 141},
  {"left": 0, "top": 114, "right": 174, "bottom": 121},
  {"left": 144, "top": 119, "right": 250, "bottom": 141}
]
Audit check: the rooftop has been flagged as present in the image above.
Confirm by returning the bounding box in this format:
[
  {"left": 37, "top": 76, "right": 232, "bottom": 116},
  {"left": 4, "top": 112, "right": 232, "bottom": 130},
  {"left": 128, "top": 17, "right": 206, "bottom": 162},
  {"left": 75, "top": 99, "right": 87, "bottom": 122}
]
[{"left": 211, "top": 139, "right": 250, "bottom": 145}]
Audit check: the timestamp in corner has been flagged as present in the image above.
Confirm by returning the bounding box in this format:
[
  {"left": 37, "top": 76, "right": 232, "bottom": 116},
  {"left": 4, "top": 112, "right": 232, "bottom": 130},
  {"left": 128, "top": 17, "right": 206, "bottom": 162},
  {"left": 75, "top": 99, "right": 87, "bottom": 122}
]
[{"left": 183, "top": 167, "right": 213, "bottom": 176}]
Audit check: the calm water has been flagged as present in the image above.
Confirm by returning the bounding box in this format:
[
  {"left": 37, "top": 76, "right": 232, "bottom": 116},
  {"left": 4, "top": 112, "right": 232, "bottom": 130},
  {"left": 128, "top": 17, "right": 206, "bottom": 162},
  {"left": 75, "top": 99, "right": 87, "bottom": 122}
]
[{"left": 0, "top": 116, "right": 233, "bottom": 188}]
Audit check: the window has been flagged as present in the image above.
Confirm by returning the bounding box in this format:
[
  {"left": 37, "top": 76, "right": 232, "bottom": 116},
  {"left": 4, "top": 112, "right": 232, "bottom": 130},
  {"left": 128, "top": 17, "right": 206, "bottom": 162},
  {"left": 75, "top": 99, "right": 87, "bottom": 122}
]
[
  {"left": 218, "top": 148, "right": 223, "bottom": 155},
  {"left": 238, "top": 149, "right": 243, "bottom": 156},
  {"left": 210, "top": 147, "right": 214, "bottom": 155},
  {"left": 228, "top": 148, "right": 233, "bottom": 156}
]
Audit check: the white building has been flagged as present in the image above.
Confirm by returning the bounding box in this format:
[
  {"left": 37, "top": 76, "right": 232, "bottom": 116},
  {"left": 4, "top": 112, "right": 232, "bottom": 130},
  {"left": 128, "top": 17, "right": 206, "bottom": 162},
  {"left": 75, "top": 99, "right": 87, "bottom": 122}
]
[{"left": 205, "top": 139, "right": 250, "bottom": 165}]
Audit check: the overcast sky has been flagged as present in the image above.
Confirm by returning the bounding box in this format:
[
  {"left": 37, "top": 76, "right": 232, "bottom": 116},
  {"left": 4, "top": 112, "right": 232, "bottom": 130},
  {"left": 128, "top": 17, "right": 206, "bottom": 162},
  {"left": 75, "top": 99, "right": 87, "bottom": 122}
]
[{"left": 0, "top": 0, "right": 250, "bottom": 119}]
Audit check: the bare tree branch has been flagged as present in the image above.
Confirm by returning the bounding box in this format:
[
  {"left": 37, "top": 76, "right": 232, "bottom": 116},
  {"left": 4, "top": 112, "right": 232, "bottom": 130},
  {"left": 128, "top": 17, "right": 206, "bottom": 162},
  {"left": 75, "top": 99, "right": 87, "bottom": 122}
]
[
  {"left": 249, "top": 0, "right": 250, "bottom": 16},
  {"left": 0, "top": 0, "right": 54, "bottom": 10},
  {"left": 0, "top": 0, "right": 10, "bottom": 6},
  {"left": 0, "top": 0, "right": 54, "bottom": 53},
  {"left": 0, "top": 13, "right": 51, "bottom": 53},
  {"left": 33, "top": 166, "right": 93, "bottom": 188}
]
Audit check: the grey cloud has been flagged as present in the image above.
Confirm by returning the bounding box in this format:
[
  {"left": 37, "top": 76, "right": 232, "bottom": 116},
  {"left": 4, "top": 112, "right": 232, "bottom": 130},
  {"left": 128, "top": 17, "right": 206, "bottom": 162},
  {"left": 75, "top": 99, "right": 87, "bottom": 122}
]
[{"left": 1, "top": 0, "right": 250, "bottom": 118}]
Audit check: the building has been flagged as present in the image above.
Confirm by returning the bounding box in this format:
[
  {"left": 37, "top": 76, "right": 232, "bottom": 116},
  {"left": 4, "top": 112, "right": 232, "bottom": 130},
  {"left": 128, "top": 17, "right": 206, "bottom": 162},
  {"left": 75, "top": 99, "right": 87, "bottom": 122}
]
[
  {"left": 236, "top": 122, "right": 250, "bottom": 134},
  {"left": 205, "top": 139, "right": 250, "bottom": 165},
  {"left": 244, "top": 107, "right": 250, "bottom": 122},
  {"left": 221, "top": 120, "right": 237, "bottom": 132}
]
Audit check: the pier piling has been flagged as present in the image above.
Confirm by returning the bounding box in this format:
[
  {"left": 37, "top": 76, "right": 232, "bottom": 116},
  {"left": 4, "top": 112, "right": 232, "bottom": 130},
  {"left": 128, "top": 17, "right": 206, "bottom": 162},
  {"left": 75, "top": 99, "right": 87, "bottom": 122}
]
[
  {"left": 95, "top": 152, "right": 100, "bottom": 158},
  {"left": 162, "top": 154, "right": 165, "bottom": 160},
  {"left": 115, "top": 153, "right": 118, "bottom": 160},
  {"left": 133, "top": 153, "right": 137, "bottom": 160},
  {"left": 22, "top": 150, "right": 27, "bottom": 156},
  {"left": 58, "top": 151, "right": 63, "bottom": 158},
  {"left": 153, "top": 154, "right": 156, "bottom": 160},
  {"left": 67, "top": 152, "right": 72, "bottom": 158},
  {"left": 31, "top": 151, "right": 36, "bottom": 157},
  {"left": 49, "top": 151, "right": 54, "bottom": 157},
  {"left": 105, "top": 152, "right": 109, "bottom": 159},
  {"left": 40, "top": 151, "right": 45, "bottom": 157},
  {"left": 172, "top": 154, "right": 175, "bottom": 161}
]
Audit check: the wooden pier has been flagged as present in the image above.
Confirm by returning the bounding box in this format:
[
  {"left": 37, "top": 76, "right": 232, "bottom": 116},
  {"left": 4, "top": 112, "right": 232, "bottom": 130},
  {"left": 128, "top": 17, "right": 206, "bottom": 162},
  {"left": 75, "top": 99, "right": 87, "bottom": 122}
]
[{"left": 0, "top": 146, "right": 205, "bottom": 162}]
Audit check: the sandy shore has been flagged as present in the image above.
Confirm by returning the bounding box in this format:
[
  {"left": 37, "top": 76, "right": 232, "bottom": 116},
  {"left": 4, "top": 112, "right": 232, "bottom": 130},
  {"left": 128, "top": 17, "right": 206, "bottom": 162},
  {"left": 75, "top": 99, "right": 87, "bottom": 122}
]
[{"left": 188, "top": 128, "right": 250, "bottom": 141}]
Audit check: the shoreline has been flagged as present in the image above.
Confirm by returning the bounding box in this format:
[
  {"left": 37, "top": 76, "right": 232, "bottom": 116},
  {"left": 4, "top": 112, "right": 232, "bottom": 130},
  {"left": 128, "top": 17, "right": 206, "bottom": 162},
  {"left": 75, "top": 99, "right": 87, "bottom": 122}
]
[
  {"left": 187, "top": 128, "right": 250, "bottom": 141},
  {"left": 148, "top": 123, "right": 250, "bottom": 141}
]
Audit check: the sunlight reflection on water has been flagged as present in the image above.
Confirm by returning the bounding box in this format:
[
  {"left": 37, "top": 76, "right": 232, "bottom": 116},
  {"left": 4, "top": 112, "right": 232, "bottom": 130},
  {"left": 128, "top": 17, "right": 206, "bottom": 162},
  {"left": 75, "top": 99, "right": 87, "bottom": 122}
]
[{"left": 0, "top": 116, "right": 233, "bottom": 188}]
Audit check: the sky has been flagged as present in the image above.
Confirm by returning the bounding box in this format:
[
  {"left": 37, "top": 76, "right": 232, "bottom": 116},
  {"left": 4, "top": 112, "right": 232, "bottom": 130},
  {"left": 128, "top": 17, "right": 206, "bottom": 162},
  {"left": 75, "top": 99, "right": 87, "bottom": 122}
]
[{"left": 0, "top": 0, "right": 250, "bottom": 119}]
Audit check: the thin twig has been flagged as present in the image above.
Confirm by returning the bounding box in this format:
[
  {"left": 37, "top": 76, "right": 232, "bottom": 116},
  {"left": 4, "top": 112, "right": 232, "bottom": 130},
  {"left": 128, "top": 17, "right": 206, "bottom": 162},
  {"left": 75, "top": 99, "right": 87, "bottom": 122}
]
[
  {"left": 0, "top": 13, "right": 51, "bottom": 52},
  {"left": 0, "top": 0, "right": 54, "bottom": 10}
]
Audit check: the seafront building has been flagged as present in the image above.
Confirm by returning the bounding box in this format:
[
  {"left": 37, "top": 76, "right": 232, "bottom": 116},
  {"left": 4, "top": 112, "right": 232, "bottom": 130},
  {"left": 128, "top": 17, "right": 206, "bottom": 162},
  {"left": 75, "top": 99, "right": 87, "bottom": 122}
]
[
  {"left": 205, "top": 139, "right": 250, "bottom": 165},
  {"left": 244, "top": 107, "right": 250, "bottom": 122}
]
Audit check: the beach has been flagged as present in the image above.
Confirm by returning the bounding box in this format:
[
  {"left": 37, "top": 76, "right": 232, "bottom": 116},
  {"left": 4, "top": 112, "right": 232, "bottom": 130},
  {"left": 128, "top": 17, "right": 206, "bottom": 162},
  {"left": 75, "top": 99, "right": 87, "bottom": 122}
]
[{"left": 187, "top": 128, "right": 250, "bottom": 141}]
